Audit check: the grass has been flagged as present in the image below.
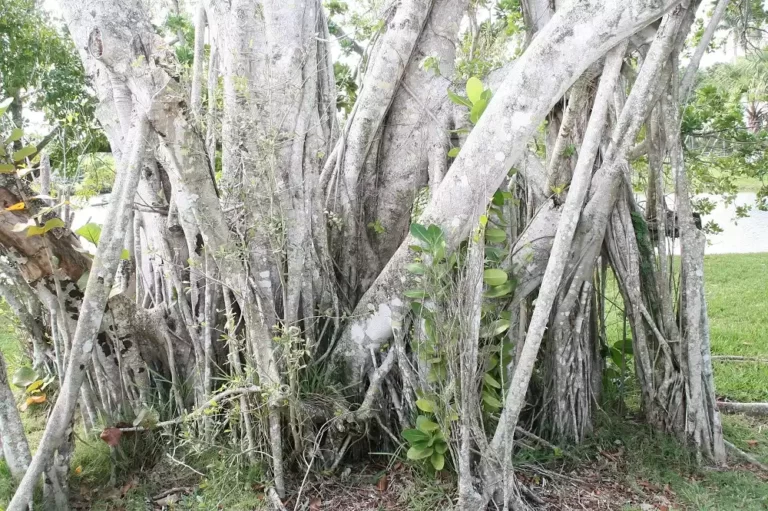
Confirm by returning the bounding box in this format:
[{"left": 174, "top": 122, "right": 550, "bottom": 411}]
[{"left": 1, "top": 254, "right": 768, "bottom": 509}]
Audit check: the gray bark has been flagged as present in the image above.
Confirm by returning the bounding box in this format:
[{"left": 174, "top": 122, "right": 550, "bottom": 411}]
[
  {"left": 9, "top": 116, "right": 150, "bottom": 510},
  {"left": 0, "top": 351, "right": 31, "bottom": 481},
  {"left": 337, "top": 0, "right": 684, "bottom": 379}
]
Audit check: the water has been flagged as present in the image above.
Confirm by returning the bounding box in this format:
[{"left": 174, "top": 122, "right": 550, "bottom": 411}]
[
  {"left": 635, "top": 192, "right": 768, "bottom": 255},
  {"left": 698, "top": 193, "right": 768, "bottom": 255},
  {"left": 72, "top": 193, "right": 768, "bottom": 255}
]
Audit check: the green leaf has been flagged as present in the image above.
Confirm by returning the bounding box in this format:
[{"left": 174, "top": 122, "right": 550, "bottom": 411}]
[
  {"left": 426, "top": 224, "right": 443, "bottom": 242},
  {"left": 0, "top": 97, "right": 13, "bottom": 116},
  {"left": 447, "top": 147, "right": 460, "bottom": 158},
  {"left": 466, "top": 77, "right": 483, "bottom": 104},
  {"left": 447, "top": 89, "right": 472, "bottom": 108},
  {"left": 416, "top": 398, "right": 436, "bottom": 413},
  {"left": 120, "top": 248, "right": 131, "bottom": 260},
  {"left": 34, "top": 218, "right": 65, "bottom": 235},
  {"left": 434, "top": 442, "right": 449, "bottom": 454},
  {"left": 75, "top": 223, "right": 102, "bottom": 245},
  {"left": 483, "top": 268, "right": 508, "bottom": 287},
  {"left": 410, "top": 302, "right": 425, "bottom": 316},
  {"left": 407, "top": 446, "right": 434, "bottom": 460},
  {"left": 430, "top": 451, "right": 445, "bottom": 471},
  {"left": 613, "top": 339, "right": 633, "bottom": 356},
  {"left": 0, "top": 163, "right": 16, "bottom": 174},
  {"left": 6, "top": 128, "right": 23, "bottom": 143},
  {"left": 484, "top": 373, "right": 502, "bottom": 389},
  {"left": 26, "top": 379, "right": 44, "bottom": 392},
  {"left": 482, "top": 391, "right": 503, "bottom": 409},
  {"left": 12, "top": 366, "right": 38, "bottom": 388},
  {"left": 492, "top": 319, "right": 510, "bottom": 336},
  {"left": 12, "top": 145, "right": 36, "bottom": 162},
  {"left": 406, "top": 263, "right": 426, "bottom": 275},
  {"left": 469, "top": 97, "right": 488, "bottom": 124},
  {"left": 484, "top": 280, "right": 516, "bottom": 298},
  {"left": 610, "top": 347, "right": 624, "bottom": 368},
  {"left": 402, "top": 428, "right": 430, "bottom": 444},
  {"left": 26, "top": 225, "right": 45, "bottom": 237},
  {"left": 416, "top": 415, "right": 440, "bottom": 433},
  {"left": 410, "top": 223, "right": 429, "bottom": 244},
  {"left": 485, "top": 228, "right": 507, "bottom": 244},
  {"left": 404, "top": 289, "right": 429, "bottom": 300}
]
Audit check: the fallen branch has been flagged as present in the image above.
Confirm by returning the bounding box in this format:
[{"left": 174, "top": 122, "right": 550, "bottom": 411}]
[
  {"left": 724, "top": 439, "right": 768, "bottom": 471},
  {"left": 119, "top": 385, "right": 262, "bottom": 432},
  {"left": 717, "top": 401, "right": 768, "bottom": 417},
  {"left": 712, "top": 356, "right": 768, "bottom": 364}
]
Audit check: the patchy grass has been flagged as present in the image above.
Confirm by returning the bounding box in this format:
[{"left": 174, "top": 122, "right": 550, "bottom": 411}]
[
  {"left": 2, "top": 254, "right": 768, "bottom": 509},
  {"left": 704, "top": 254, "right": 768, "bottom": 402}
]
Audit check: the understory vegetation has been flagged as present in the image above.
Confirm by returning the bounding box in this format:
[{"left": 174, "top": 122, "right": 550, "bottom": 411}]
[{"left": 2, "top": 253, "right": 767, "bottom": 510}]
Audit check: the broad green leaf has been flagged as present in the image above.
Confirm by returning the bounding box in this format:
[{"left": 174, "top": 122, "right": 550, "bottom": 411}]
[
  {"left": 404, "top": 289, "right": 429, "bottom": 299},
  {"left": 466, "top": 77, "right": 483, "bottom": 104},
  {"left": 32, "top": 218, "right": 66, "bottom": 236},
  {"left": 12, "top": 366, "right": 38, "bottom": 388},
  {"left": 407, "top": 446, "right": 434, "bottom": 460},
  {"left": 406, "top": 263, "right": 426, "bottom": 275},
  {"left": 469, "top": 97, "right": 488, "bottom": 124},
  {"left": 416, "top": 398, "right": 436, "bottom": 413},
  {"left": 402, "top": 428, "right": 430, "bottom": 444},
  {"left": 610, "top": 347, "right": 624, "bottom": 368},
  {"left": 482, "top": 391, "right": 503, "bottom": 409},
  {"left": 416, "top": 415, "right": 440, "bottom": 433},
  {"left": 613, "top": 339, "right": 633, "bottom": 356},
  {"left": 447, "top": 147, "right": 460, "bottom": 158},
  {"left": 483, "top": 268, "right": 508, "bottom": 287},
  {"left": 410, "top": 223, "right": 429, "bottom": 244},
  {"left": 26, "top": 225, "right": 45, "bottom": 237},
  {"left": 426, "top": 225, "right": 443, "bottom": 243},
  {"left": 492, "top": 319, "right": 510, "bottom": 336},
  {"left": 484, "top": 280, "right": 516, "bottom": 298},
  {"left": 485, "top": 228, "right": 507, "bottom": 244},
  {"left": 430, "top": 451, "right": 445, "bottom": 471},
  {"left": 6, "top": 128, "right": 23, "bottom": 143},
  {"left": 447, "top": 89, "right": 472, "bottom": 108},
  {"left": 12, "top": 145, "right": 36, "bottom": 162},
  {"left": 0, "top": 97, "right": 13, "bottom": 116},
  {"left": 410, "top": 302, "right": 425, "bottom": 316},
  {"left": 434, "top": 442, "right": 449, "bottom": 454},
  {"left": 75, "top": 223, "right": 102, "bottom": 245},
  {"left": 26, "top": 379, "right": 44, "bottom": 392},
  {"left": 484, "top": 373, "right": 502, "bottom": 389}
]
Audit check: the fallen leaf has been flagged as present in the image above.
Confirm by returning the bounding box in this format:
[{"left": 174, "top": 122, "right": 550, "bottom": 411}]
[
  {"left": 5, "top": 201, "right": 25, "bottom": 211},
  {"left": 660, "top": 505, "right": 669, "bottom": 511},
  {"left": 309, "top": 497, "right": 322, "bottom": 510},
  {"left": 74, "top": 465, "right": 82, "bottom": 476},
  {"left": 747, "top": 440, "right": 759, "bottom": 447},
  {"left": 376, "top": 474, "right": 388, "bottom": 492},
  {"left": 25, "top": 394, "right": 46, "bottom": 406},
  {"left": 100, "top": 427, "right": 122, "bottom": 447}
]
